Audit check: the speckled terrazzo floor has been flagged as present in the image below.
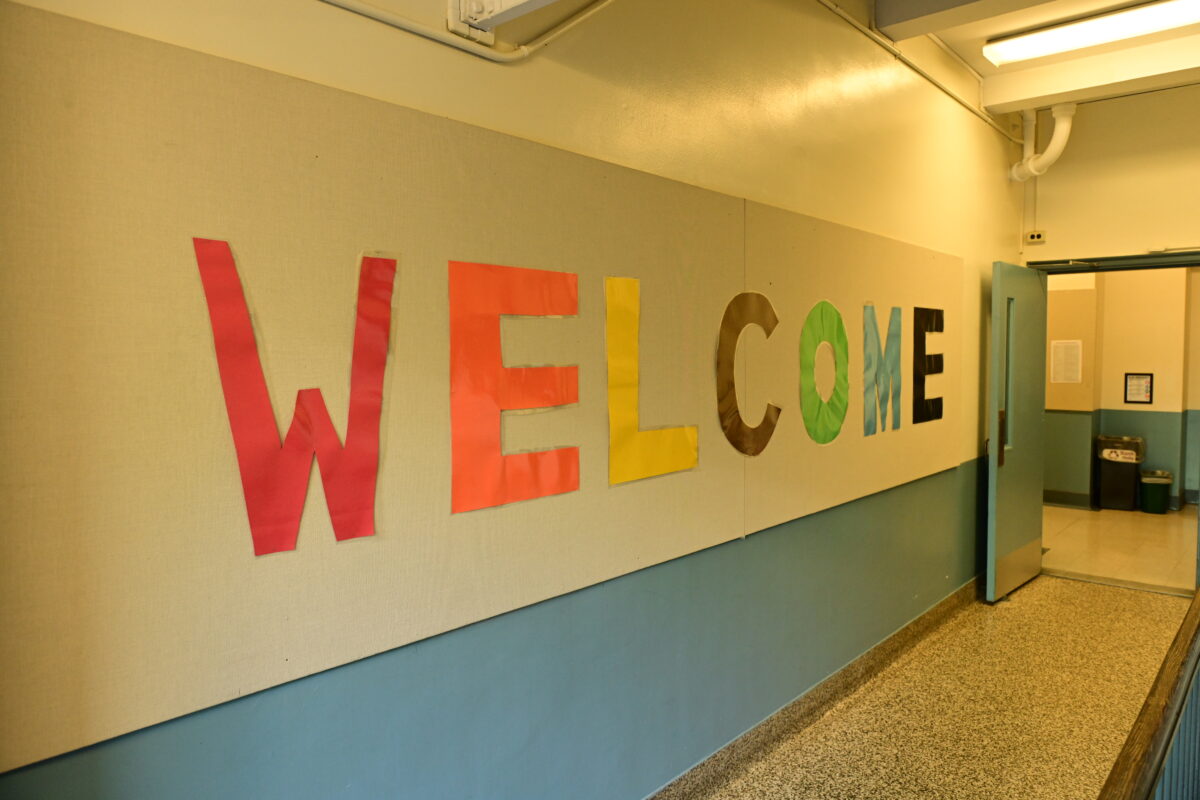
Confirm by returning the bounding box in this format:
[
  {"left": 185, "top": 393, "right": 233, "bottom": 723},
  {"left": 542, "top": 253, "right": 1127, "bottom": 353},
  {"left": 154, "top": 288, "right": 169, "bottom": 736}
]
[{"left": 691, "top": 576, "right": 1188, "bottom": 800}]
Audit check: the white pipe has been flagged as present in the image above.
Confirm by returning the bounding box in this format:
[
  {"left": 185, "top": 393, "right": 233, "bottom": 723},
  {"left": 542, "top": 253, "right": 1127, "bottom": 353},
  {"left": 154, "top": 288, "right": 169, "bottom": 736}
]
[
  {"left": 319, "top": 0, "right": 615, "bottom": 63},
  {"left": 1010, "top": 103, "right": 1076, "bottom": 181},
  {"left": 1032, "top": 103, "right": 1075, "bottom": 170},
  {"left": 1021, "top": 109, "right": 1035, "bottom": 162}
]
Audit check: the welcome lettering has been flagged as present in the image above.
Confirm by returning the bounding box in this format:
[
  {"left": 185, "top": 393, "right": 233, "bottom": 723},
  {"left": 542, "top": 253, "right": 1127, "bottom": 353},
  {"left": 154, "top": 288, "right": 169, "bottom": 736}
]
[{"left": 195, "top": 241, "right": 945, "bottom": 553}]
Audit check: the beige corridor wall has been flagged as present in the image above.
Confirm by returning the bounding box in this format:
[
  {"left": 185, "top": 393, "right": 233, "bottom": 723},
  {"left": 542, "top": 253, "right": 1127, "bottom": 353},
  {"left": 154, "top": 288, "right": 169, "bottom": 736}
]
[
  {"left": 1045, "top": 273, "right": 1101, "bottom": 412},
  {"left": 0, "top": 4, "right": 970, "bottom": 770},
  {"left": 1, "top": 0, "right": 1023, "bottom": 773},
  {"left": 1033, "top": 84, "right": 1200, "bottom": 262},
  {"left": 1099, "top": 270, "right": 1188, "bottom": 413}
]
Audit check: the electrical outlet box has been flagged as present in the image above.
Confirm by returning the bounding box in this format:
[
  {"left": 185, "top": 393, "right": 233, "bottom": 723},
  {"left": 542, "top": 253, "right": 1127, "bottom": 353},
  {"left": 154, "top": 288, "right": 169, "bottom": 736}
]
[{"left": 1024, "top": 230, "right": 1047, "bottom": 245}]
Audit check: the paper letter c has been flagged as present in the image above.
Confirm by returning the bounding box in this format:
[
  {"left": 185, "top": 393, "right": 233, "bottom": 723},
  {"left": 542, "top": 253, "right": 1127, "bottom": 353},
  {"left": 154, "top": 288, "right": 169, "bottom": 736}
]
[{"left": 715, "top": 292, "right": 782, "bottom": 456}]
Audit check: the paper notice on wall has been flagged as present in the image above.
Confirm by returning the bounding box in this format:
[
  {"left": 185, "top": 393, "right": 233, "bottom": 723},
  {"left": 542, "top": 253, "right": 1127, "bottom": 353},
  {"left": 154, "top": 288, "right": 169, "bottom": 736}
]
[{"left": 1050, "top": 340, "right": 1083, "bottom": 384}]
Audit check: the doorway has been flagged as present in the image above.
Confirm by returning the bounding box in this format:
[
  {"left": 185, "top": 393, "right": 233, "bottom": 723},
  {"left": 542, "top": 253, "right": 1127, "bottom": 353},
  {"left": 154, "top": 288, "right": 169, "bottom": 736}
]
[{"left": 1035, "top": 264, "right": 1199, "bottom": 596}]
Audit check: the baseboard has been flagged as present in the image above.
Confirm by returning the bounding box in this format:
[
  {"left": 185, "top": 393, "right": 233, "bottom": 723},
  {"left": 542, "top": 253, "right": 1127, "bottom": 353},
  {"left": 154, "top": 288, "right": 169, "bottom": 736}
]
[
  {"left": 1046, "top": 490, "right": 1190, "bottom": 511},
  {"left": 1043, "top": 490, "right": 1092, "bottom": 509},
  {"left": 648, "top": 578, "right": 978, "bottom": 800},
  {"left": 1040, "top": 568, "right": 1194, "bottom": 599}
]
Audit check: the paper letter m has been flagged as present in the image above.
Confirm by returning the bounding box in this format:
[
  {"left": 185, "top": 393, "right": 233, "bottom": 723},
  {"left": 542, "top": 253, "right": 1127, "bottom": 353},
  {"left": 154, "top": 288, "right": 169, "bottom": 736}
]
[
  {"left": 863, "top": 304, "right": 902, "bottom": 436},
  {"left": 194, "top": 238, "right": 397, "bottom": 555}
]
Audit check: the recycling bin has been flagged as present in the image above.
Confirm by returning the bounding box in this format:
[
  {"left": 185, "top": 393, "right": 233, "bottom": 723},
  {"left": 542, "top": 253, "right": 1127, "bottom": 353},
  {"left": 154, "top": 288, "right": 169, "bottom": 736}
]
[
  {"left": 1096, "top": 435, "right": 1145, "bottom": 511},
  {"left": 1140, "top": 470, "right": 1173, "bottom": 514}
]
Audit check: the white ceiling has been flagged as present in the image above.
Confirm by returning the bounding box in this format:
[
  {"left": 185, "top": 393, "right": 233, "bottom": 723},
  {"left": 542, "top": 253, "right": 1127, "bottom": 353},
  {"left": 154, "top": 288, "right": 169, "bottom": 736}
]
[{"left": 876, "top": 0, "right": 1200, "bottom": 111}]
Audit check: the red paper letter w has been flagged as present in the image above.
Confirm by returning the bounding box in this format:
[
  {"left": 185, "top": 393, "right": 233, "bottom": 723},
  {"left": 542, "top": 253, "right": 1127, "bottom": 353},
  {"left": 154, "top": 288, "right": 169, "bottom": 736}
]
[{"left": 194, "top": 238, "right": 396, "bottom": 555}]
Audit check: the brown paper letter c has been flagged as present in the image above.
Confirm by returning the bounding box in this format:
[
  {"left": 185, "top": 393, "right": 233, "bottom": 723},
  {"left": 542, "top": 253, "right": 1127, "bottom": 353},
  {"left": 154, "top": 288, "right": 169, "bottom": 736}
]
[{"left": 716, "top": 292, "right": 782, "bottom": 456}]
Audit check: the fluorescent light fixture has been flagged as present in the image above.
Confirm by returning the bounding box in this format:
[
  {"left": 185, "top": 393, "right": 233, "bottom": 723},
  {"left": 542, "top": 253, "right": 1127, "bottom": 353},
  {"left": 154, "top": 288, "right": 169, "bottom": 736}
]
[
  {"left": 460, "top": 0, "right": 561, "bottom": 31},
  {"left": 982, "top": 0, "right": 1200, "bottom": 66}
]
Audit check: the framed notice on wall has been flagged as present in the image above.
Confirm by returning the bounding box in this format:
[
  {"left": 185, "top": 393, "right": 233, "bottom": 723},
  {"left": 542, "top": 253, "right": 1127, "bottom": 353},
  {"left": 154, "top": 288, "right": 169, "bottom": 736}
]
[{"left": 1125, "top": 373, "right": 1153, "bottom": 404}]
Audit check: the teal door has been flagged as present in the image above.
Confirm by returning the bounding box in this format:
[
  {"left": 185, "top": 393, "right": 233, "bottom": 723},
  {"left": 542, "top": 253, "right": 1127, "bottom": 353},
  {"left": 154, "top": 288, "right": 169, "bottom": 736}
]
[{"left": 987, "top": 261, "right": 1047, "bottom": 602}]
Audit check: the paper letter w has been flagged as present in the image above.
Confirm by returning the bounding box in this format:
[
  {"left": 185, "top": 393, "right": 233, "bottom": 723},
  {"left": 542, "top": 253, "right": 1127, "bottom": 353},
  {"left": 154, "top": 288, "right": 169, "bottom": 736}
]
[{"left": 194, "top": 238, "right": 397, "bottom": 555}]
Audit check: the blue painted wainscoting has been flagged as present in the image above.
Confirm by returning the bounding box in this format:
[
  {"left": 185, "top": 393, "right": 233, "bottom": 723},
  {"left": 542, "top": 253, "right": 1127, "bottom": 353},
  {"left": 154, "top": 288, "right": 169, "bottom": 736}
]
[
  {"left": 1044, "top": 410, "right": 1098, "bottom": 508},
  {"left": 1186, "top": 409, "right": 1198, "bottom": 505}
]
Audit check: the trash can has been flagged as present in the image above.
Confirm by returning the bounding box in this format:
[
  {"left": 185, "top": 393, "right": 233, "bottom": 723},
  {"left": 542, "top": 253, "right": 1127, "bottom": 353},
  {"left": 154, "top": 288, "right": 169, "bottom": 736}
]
[
  {"left": 1141, "top": 470, "right": 1173, "bottom": 514},
  {"left": 1096, "top": 435, "right": 1145, "bottom": 510}
]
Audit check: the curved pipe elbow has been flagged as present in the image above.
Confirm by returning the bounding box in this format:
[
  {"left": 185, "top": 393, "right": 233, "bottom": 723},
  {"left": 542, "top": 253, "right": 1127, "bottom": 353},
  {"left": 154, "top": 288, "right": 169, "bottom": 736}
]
[{"left": 1011, "top": 103, "right": 1076, "bottom": 181}]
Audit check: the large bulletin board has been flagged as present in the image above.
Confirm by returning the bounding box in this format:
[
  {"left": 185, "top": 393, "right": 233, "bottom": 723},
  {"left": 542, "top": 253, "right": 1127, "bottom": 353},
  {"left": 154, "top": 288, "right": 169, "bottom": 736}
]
[{"left": 0, "top": 3, "right": 961, "bottom": 771}]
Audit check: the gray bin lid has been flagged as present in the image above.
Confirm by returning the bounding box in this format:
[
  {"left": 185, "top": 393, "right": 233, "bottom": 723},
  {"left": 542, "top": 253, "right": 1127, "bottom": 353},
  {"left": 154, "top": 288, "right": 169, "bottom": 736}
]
[{"left": 1141, "top": 470, "right": 1173, "bottom": 484}]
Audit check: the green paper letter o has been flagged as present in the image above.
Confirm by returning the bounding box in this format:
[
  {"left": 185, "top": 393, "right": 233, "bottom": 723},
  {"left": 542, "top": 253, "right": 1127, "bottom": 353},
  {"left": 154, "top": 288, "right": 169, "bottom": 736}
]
[{"left": 799, "top": 300, "right": 850, "bottom": 444}]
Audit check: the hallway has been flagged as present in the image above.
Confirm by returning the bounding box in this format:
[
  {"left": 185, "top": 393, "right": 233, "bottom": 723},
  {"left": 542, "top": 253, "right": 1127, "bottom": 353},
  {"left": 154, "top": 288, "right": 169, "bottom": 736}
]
[
  {"left": 3, "top": 0, "right": 1200, "bottom": 794},
  {"left": 671, "top": 577, "right": 1186, "bottom": 800}
]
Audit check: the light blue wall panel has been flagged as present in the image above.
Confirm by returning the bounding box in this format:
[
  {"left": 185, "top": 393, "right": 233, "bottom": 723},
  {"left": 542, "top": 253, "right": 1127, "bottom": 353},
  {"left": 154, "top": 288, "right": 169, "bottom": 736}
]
[
  {"left": 1044, "top": 410, "right": 1095, "bottom": 504},
  {"left": 1185, "top": 410, "right": 1199, "bottom": 502},
  {"left": 0, "top": 461, "right": 982, "bottom": 800}
]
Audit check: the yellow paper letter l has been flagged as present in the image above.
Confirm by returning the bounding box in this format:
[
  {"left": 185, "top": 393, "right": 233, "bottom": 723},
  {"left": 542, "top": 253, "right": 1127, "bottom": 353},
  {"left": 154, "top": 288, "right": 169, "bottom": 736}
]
[{"left": 605, "top": 277, "right": 699, "bottom": 485}]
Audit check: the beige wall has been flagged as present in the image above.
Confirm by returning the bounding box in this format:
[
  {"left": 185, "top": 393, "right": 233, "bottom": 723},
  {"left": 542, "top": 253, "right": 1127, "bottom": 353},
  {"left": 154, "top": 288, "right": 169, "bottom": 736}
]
[
  {"left": 0, "top": 0, "right": 1013, "bottom": 770},
  {"left": 1044, "top": 268, "right": 1191, "bottom": 413},
  {"left": 1045, "top": 275, "right": 1100, "bottom": 412},
  {"left": 1047, "top": 273, "right": 1095, "bottom": 291},
  {"left": 1031, "top": 83, "right": 1200, "bottom": 262},
  {"left": 1032, "top": 85, "right": 1199, "bottom": 413},
  {"left": 1099, "top": 269, "right": 1188, "bottom": 412},
  {"left": 13, "top": 0, "right": 1022, "bottom": 460}
]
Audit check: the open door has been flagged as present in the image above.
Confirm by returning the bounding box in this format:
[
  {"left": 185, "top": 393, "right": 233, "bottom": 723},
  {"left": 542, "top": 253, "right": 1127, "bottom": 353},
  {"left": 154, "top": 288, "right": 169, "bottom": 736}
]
[{"left": 987, "top": 261, "right": 1047, "bottom": 602}]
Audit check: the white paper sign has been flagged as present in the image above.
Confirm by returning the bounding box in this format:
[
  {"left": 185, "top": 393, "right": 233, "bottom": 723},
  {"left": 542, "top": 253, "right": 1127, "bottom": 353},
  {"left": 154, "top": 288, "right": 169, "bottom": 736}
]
[{"left": 1050, "top": 340, "right": 1082, "bottom": 384}]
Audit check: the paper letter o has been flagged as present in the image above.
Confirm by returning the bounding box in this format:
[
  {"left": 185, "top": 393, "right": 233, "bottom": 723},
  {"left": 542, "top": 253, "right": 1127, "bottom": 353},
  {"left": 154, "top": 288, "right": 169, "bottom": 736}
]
[{"left": 798, "top": 300, "right": 849, "bottom": 444}]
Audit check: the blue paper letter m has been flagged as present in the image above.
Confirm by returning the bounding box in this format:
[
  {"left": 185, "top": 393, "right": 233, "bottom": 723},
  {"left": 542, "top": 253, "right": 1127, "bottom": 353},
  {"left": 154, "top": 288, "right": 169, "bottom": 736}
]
[{"left": 863, "top": 305, "right": 902, "bottom": 435}]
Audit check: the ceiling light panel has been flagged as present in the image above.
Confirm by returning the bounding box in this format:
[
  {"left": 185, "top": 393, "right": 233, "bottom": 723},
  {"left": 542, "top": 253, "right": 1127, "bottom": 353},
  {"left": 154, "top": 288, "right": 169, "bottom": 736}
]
[{"left": 983, "top": 0, "right": 1200, "bottom": 66}]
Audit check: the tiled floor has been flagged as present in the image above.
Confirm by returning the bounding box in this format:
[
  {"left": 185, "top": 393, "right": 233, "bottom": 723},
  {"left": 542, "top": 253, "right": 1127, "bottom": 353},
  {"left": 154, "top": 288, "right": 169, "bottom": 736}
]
[
  {"left": 683, "top": 576, "right": 1188, "bottom": 800},
  {"left": 1042, "top": 504, "right": 1198, "bottom": 595}
]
